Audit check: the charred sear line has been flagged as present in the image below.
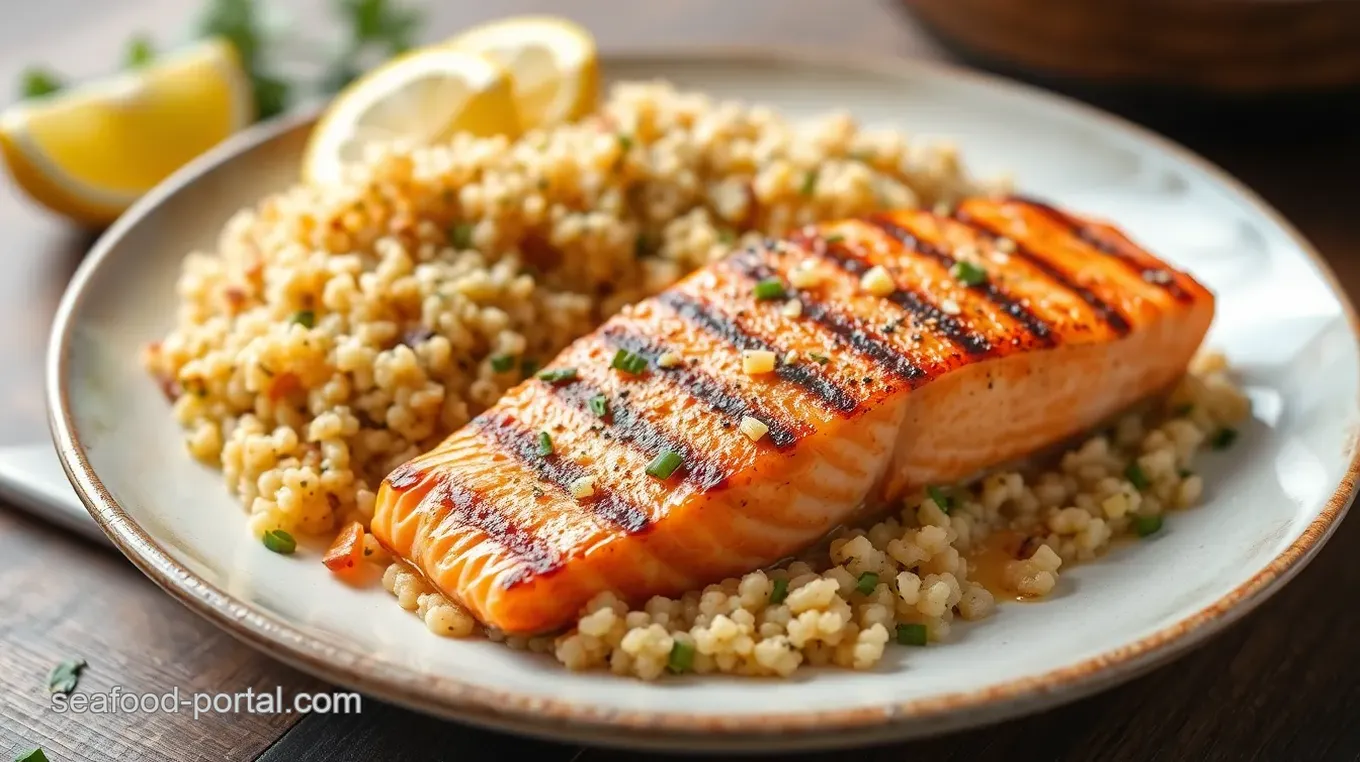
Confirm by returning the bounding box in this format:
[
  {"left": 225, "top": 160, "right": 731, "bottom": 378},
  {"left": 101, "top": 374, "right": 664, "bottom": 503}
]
[
  {"left": 941, "top": 212, "right": 1133, "bottom": 337},
  {"left": 657, "top": 290, "right": 859, "bottom": 414},
  {"left": 730, "top": 249, "right": 929, "bottom": 383},
  {"left": 538, "top": 376, "right": 727, "bottom": 490},
  {"left": 429, "top": 476, "right": 561, "bottom": 588},
  {"left": 1005, "top": 195, "right": 1193, "bottom": 303},
  {"left": 602, "top": 327, "right": 800, "bottom": 449},
  {"left": 472, "top": 409, "right": 651, "bottom": 533},
  {"left": 384, "top": 462, "right": 426, "bottom": 490},
  {"left": 858, "top": 218, "right": 1057, "bottom": 346}
]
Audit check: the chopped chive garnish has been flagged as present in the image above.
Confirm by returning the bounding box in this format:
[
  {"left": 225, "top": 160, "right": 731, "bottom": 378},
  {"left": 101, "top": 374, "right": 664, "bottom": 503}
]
[
  {"left": 896, "top": 623, "right": 928, "bottom": 646},
  {"left": 824, "top": 234, "right": 845, "bottom": 245},
  {"left": 291, "top": 310, "right": 315, "bottom": 328},
  {"left": 769, "top": 578, "right": 789, "bottom": 604},
  {"left": 521, "top": 358, "right": 540, "bottom": 377},
  {"left": 717, "top": 227, "right": 736, "bottom": 244},
  {"left": 800, "top": 169, "right": 818, "bottom": 196},
  {"left": 449, "top": 223, "right": 475, "bottom": 250},
  {"left": 1178, "top": 468, "right": 1193, "bottom": 478},
  {"left": 14, "top": 749, "right": 48, "bottom": 762},
  {"left": 1124, "top": 462, "right": 1151, "bottom": 490},
  {"left": 536, "top": 431, "right": 553, "bottom": 457},
  {"left": 611, "top": 348, "right": 649, "bottom": 375},
  {"left": 262, "top": 529, "right": 296, "bottom": 555},
  {"left": 588, "top": 394, "right": 609, "bottom": 417},
  {"left": 490, "top": 354, "right": 516, "bottom": 373},
  {"left": 1211, "top": 428, "right": 1238, "bottom": 450},
  {"left": 645, "top": 449, "right": 684, "bottom": 480},
  {"left": 950, "top": 260, "right": 988, "bottom": 286},
  {"left": 1173, "top": 403, "right": 1194, "bottom": 416},
  {"left": 667, "top": 640, "right": 695, "bottom": 673},
  {"left": 617, "top": 133, "right": 634, "bottom": 152},
  {"left": 634, "top": 232, "right": 657, "bottom": 258},
  {"left": 1132, "top": 514, "right": 1164, "bottom": 537},
  {"left": 856, "top": 572, "right": 879, "bottom": 595},
  {"left": 536, "top": 367, "right": 577, "bottom": 384},
  {"left": 48, "top": 658, "right": 86, "bottom": 696},
  {"left": 926, "top": 485, "right": 952, "bottom": 513},
  {"left": 752, "top": 277, "right": 786, "bottom": 301},
  {"left": 20, "top": 68, "right": 62, "bottom": 99},
  {"left": 808, "top": 352, "right": 830, "bottom": 365}
]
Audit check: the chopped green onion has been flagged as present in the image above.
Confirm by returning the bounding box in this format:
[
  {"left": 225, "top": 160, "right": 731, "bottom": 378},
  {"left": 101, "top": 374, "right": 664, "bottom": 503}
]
[
  {"left": 449, "top": 222, "right": 475, "bottom": 249},
  {"left": 536, "top": 367, "right": 578, "bottom": 384},
  {"left": 717, "top": 227, "right": 737, "bottom": 244},
  {"left": 19, "top": 68, "right": 62, "bottom": 99},
  {"left": 536, "top": 431, "right": 553, "bottom": 457},
  {"left": 926, "top": 485, "right": 952, "bottom": 513},
  {"left": 824, "top": 234, "right": 845, "bottom": 245},
  {"left": 489, "top": 354, "right": 516, "bottom": 373},
  {"left": 520, "top": 358, "right": 540, "bottom": 377},
  {"left": 800, "top": 169, "right": 818, "bottom": 196},
  {"left": 856, "top": 572, "right": 879, "bottom": 595},
  {"left": 1132, "top": 514, "right": 1164, "bottom": 537},
  {"left": 1178, "top": 468, "right": 1193, "bottom": 478},
  {"left": 14, "top": 749, "right": 48, "bottom": 762},
  {"left": 262, "top": 529, "right": 296, "bottom": 555},
  {"left": 808, "top": 352, "right": 830, "bottom": 365},
  {"left": 1124, "top": 462, "right": 1151, "bottom": 490},
  {"left": 752, "top": 277, "right": 786, "bottom": 301},
  {"left": 125, "top": 34, "right": 155, "bottom": 68},
  {"left": 769, "top": 578, "right": 789, "bottom": 604},
  {"left": 896, "top": 623, "right": 928, "bottom": 646},
  {"left": 645, "top": 449, "right": 684, "bottom": 480},
  {"left": 617, "top": 133, "right": 634, "bottom": 152},
  {"left": 588, "top": 394, "right": 609, "bottom": 417},
  {"left": 291, "top": 309, "right": 315, "bottom": 328},
  {"left": 1211, "top": 428, "right": 1238, "bottom": 450},
  {"left": 667, "top": 640, "right": 695, "bottom": 673},
  {"left": 48, "top": 658, "right": 86, "bottom": 695},
  {"left": 1173, "top": 403, "right": 1194, "bottom": 416},
  {"left": 950, "top": 260, "right": 988, "bottom": 286},
  {"left": 611, "top": 348, "right": 649, "bottom": 375}
]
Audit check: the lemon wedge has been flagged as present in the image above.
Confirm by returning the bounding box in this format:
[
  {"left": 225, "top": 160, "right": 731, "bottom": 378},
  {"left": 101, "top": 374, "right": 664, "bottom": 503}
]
[
  {"left": 447, "top": 16, "right": 600, "bottom": 130},
  {"left": 0, "top": 37, "right": 252, "bottom": 226},
  {"left": 302, "top": 48, "right": 519, "bottom": 186}
]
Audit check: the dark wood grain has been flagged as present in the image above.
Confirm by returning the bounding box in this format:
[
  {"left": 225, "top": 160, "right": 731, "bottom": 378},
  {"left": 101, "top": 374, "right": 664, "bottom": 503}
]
[{"left": 0, "top": 2, "right": 1358, "bottom": 761}]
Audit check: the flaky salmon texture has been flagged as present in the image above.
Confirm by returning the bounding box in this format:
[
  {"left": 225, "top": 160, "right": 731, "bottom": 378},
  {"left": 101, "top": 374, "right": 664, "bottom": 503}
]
[{"left": 371, "top": 196, "right": 1215, "bottom": 635}]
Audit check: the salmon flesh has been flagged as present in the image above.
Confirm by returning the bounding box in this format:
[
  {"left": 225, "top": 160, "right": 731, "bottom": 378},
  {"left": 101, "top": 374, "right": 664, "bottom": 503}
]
[{"left": 371, "top": 197, "right": 1214, "bottom": 634}]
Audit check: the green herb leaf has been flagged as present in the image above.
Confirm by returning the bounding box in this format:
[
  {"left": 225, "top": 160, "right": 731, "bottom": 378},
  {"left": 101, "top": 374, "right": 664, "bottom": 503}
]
[
  {"left": 489, "top": 354, "right": 516, "bottom": 373},
  {"left": 1132, "top": 514, "right": 1164, "bottom": 538},
  {"left": 449, "top": 223, "right": 474, "bottom": 250},
  {"left": 198, "top": 0, "right": 265, "bottom": 67},
  {"left": 824, "top": 234, "right": 845, "bottom": 245},
  {"left": 536, "top": 367, "right": 578, "bottom": 384},
  {"left": 799, "top": 169, "right": 818, "bottom": 196},
  {"left": 125, "top": 34, "right": 155, "bottom": 68},
  {"left": 1173, "top": 402, "right": 1194, "bottom": 417},
  {"left": 717, "top": 227, "right": 736, "bottom": 245},
  {"left": 19, "top": 68, "right": 62, "bottom": 99},
  {"left": 1178, "top": 468, "right": 1193, "bottom": 479},
  {"left": 48, "top": 658, "right": 86, "bottom": 696},
  {"left": 633, "top": 232, "right": 657, "bottom": 259},
  {"left": 769, "top": 577, "right": 789, "bottom": 604},
  {"left": 611, "top": 348, "right": 648, "bottom": 375},
  {"left": 667, "top": 640, "right": 695, "bottom": 673},
  {"left": 320, "top": 60, "right": 361, "bottom": 95},
  {"left": 520, "top": 358, "right": 540, "bottom": 378},
  {"left": 1211, "top": 428, "right": 1238, "bottom": 450},
  {"left": 950, "top": 260, "right": 988, "bottom": 287},
  {"left": 896, "top": 623, "right": 928, "bottom": 646},
  {"left": 14, "top": 749, "right": 49, "bottom": 762},
  {"left": 588, "top": 394, "right": 609, "bottom": 417},
  {"left": 536, "top": 431, "right": 553, "bottom": 457},
  {"left": 250, "top": 72, "right": 291, "bottom": 120},
  {"left": 808, "top": 352, "right": 830, "bottom": 365},
  {"left": 926, "top": 485, "right": 952, "bottom": 513},
  {"left": 262, "top": 529, "right": 296, "bottom": 554},
  {"left": 616, "top": 133, "right": 633, "bottom": 153},
  {"left": 291, "top": 309, "right": 315, "bottom": 328},
  {"left": 1124, "top": 462, "right": 1151, "bottom": 491},
  {"left": 752, "top": 277, "right": 786, "bottom": 301},
  {"left": 645, "top": 449, "right": 684, "bottom": 480},
  {"left": 856, "top": 572, "right": 879, "bottom": 595}
]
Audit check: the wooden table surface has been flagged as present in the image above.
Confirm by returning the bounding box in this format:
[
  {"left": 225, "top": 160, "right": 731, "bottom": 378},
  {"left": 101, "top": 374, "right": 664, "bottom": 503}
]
[{"left": 3, "top": 2, "right": 1359, "bottom": 760}]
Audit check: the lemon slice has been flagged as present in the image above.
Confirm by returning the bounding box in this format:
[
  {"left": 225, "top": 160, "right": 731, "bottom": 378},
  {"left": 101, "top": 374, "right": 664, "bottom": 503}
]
[
  {"left": 302, "top": 48, "right": 519, "bottom": 186},
  {"left": 0, "top": 37, "right": 252, "bottom": 225},
  {"left": 447, "top": 16, "right": 599, "bottom": 130}
]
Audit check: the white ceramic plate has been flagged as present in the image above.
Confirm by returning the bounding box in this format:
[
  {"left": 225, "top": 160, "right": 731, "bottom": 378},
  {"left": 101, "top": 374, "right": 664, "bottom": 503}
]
[{"left": 48, "top": 50, "right": 1360, "bottom": 752}]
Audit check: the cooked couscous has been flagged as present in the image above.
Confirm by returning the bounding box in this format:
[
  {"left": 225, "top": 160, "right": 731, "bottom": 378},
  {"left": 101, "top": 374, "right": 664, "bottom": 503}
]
[{"left": 144, "top": 81, "right": 1248, "bottom": 680}]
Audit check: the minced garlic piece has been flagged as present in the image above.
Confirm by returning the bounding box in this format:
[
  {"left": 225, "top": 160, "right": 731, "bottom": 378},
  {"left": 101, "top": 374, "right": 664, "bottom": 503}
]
[
  {"left": 781, "top": 299, "right": 803, "bottom": 318},
  {"left": 739, "top": 416, "right": 769, "bottom": 442},
  {"left": 783, "top": 350, "right": 799, "bottom": 364},
  {"left": 742, "top": 350, "right": 777, "bottom": 374},
  {"left": 657, "top": 351, "right": 682, "bottom": 368},
  {"left": 860, "top": 265, "right": 894, "bottom": 297},
  {"left": 569, "top": 476, "right": 596, "bottom": 499},
  {"left": 940, "top": 298, "right": 961, "bottom": 315},
  {"left": 789, "top": 261, "right": 823, "bottom": 289}
]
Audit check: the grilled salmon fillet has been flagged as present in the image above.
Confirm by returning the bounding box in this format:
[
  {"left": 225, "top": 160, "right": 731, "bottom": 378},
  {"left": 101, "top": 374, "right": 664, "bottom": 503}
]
[{"left": 371, "top": 196, "right": 1214, "bottom": 634}]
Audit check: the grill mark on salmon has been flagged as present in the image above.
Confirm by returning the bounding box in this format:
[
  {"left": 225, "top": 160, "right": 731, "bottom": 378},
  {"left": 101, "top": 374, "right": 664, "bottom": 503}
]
[
  {"left": 385, "top": 462, "right": 426, "bottom": 490},
  {"left": 944, "top": 211, "right": 1134, "bottom": 336},
  {"left": 1008, "top": 195, "right": 1194, "bottom": 303},
  {"left": 601, "top": 327, "right": 801, "bottom": 448},
  {"left": 656, "top": 290, "right": 860, "bottom": 414},
  {"left": 537, "top": 376, "right": 728, "bottom": 491},
  {"left": 427, "top": 477, "right": 562, "bottom": 588},
  {"left": 472, "top": 409, "right": 652, "bottom": 533},
  {"left": 858, "top": 218, "right": 1058, "bottom": 347},
  {"left": 728, "top": 248, "right": 929, "bottom": 385}
]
